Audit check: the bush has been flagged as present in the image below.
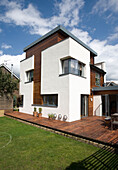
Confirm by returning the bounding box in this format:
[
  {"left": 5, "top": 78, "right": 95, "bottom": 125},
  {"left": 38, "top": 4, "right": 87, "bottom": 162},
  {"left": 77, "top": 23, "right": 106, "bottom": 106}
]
[{"left": 34, "top": 107, "right": 37, "bottom": 112}]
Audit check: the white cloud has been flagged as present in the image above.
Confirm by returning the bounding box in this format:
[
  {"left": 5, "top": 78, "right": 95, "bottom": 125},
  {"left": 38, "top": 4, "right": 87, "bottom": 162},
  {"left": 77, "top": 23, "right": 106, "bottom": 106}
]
[
  {"left": 0, "top": 0, "right": 84, "bottom": 35},
  {"left": 1, "top": 43, "right": 12, "bottom": 49},
  {"left": 0, "top": 0, "right": 118, "bottom": 82},
  {"left": 89, "top": 40, "right": 118, "bottom": 81},
  {"left": 71, "top": 28, "right": 92, "bottom": 44},
  {"left": 0, "top": 28, "right": 2, "bottom": 32},
  {"left": 92, "top": 0, "right": 118, "bottom": 14},
  {"left": 0, "top": 50, "right": 3, "bottom": 55},
  {"left": 0, "top": 53, "right": 25, "bottom": 77},
  {"left": 107, "top": 32, "right": 118, "bottom": 42}
]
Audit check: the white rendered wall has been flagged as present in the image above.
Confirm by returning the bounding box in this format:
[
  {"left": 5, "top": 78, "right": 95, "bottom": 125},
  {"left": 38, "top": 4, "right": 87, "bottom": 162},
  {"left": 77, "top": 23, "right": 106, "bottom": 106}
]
[
  {"left": 41, "top": 38, "right": 90, "bottom": 122},
  {"left": 93, "top": 95, "right": 102, "bottom": 116},
  {"left": 41, "top": 38, "right": 70, "bottom": 120},
  {"left": 19, "top": 56, "right": 34, "bottom": 114},
  {"left": 69, "top": 39, "right": 90, "bottom": 121}
]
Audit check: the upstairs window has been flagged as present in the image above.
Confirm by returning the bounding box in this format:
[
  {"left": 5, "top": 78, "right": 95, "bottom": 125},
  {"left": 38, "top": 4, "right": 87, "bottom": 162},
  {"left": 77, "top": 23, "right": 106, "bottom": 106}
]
[
  {"left": 62, "top": 58, "right": 85, "bottom": 77},
  {"left": 43, "top": 95, "right": 58, "bottom": 106},
  {"left": 95, "top": 73, "right": 100, "bottom": 86},
  {"left": 26, "top": 70, "right": 33, "bottom": 82}
]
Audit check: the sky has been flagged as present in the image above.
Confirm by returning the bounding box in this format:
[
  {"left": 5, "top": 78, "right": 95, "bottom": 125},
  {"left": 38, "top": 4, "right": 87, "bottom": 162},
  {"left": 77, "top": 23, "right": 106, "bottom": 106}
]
[{"left": 0, "top": 0, "right": 118, "bottom": 82}]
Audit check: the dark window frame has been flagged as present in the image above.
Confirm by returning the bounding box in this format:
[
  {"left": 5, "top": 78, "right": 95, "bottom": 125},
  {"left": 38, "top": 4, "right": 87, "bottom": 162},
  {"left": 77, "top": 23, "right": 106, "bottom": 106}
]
[
  {"left": 43, "top": 94, "right": 58, "bottom": 107},
  {"left": 62, "top": 58, "right": 85, "bottom": 77},
  {"left": 95, "top": 72, "right": 100, "bottom": 86},
  {"left": 26, "top": 70, "right": 34, "bottom": 83}
]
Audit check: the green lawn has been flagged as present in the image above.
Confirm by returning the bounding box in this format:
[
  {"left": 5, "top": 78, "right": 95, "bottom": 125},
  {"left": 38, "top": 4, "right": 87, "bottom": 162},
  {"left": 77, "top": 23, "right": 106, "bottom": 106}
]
[{"left": 0, "top": 117, "right": 117, "bottom": 170}]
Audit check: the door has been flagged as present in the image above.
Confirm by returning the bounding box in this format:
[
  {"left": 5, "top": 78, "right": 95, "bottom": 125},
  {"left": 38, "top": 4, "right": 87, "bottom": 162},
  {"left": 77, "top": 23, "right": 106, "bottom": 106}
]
[{"left": 81, "top": 95, "right": 88, "bottom": 117}]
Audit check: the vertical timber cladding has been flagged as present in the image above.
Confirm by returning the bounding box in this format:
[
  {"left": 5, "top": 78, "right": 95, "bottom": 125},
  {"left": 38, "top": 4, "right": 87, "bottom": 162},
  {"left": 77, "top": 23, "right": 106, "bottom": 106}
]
[
  {"left": 26, "top": 32, "right": 68, "bottom": 104},
  {"left": 88, "top": 66, "right": 104, "bottom": 116}
]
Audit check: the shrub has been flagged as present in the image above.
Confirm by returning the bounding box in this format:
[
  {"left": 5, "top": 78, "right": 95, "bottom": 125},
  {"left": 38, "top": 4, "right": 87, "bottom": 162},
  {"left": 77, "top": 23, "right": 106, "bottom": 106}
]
[
  {"left": 39, "top": 108, "right": 42, "bottom": 113},
  {"left": 34, "top": 107, "right": 37, "bottom": 112}
]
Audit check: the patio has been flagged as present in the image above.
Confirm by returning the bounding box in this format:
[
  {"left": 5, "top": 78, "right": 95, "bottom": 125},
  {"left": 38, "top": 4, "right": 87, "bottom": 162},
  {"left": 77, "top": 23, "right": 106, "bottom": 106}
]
[{"left": 5, "top": 112, "right": 118, "bottom": 147}]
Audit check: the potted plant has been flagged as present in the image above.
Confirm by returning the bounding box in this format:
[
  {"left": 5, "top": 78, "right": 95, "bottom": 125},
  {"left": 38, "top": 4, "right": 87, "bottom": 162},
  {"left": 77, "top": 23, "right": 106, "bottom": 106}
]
[
  {"left": 38, "top": 108, "right": 42, "bottom": 117},
  {"left": 48, "top": 113, "right": 54, "bottom": 120},
  {"left": 33, "top": 107, "right": 38, "bottom": 117}
]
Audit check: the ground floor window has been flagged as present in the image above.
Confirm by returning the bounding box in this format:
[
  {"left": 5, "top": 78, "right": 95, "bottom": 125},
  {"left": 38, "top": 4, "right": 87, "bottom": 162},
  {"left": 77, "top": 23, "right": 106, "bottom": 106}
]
[
  {"left": 81, "top": 95, "right": 88, "bottom": 117},
  {"left": 102, "top": 94, "right": 118, "bottom": 116},
  {"left": 43, "top": 95, "right": 58, "bottom": 106}
]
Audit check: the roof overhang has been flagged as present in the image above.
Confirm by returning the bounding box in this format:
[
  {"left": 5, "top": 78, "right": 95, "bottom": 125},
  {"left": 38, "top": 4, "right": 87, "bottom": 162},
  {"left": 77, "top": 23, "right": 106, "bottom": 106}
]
[
  {"left": 92, "top": 86, "right": 118, "bottom": 95},
  {"left": 24, "top": 25, "right": 97, "bottom": 56},
  {"left": 0, "top": 64, "right": 19, "bottom": 80},
  {"left": 90, "top": 64, "right": 106, "bottom": 74}
]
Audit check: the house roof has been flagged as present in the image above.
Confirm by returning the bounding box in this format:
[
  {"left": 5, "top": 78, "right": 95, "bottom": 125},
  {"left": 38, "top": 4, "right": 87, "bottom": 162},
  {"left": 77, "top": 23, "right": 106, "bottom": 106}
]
[
  {"left": 92, "top": 85, "right": 118, "bottom": 92},
  {"left": 106, "top": 81, "right": 118, "bottom": 87},
  {"left": 0, "top": 63, "right": 19, "bottom": 80},
  {"left": 24, "top": 25, "right": 97, "bottom": 56},
  {"left": 90, "top": 64, "right": 106, "bottom": 74}
]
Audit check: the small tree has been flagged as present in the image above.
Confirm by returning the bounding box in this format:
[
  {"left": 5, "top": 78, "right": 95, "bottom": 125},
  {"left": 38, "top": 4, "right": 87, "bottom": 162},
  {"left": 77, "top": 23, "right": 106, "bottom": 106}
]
[{"left": 0, "top": 68, "right": 19, "bottom": 98}]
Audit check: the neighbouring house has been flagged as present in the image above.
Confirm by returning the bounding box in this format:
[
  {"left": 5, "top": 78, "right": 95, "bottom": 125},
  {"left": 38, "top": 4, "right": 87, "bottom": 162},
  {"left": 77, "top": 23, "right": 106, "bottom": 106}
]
[
  {"left": 0, "top": 63, "right": 19, "bottom": 113},
  {"left": 19, "top": 25, "right": 118, "bottom": 122}
]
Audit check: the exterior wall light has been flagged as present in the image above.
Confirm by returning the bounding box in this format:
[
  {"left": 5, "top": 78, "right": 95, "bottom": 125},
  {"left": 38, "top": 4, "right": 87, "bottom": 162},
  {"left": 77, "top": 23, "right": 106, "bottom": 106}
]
[
  {"left": 54, "top": 113, "right": 57, "bottom": 119},
  {"left": 58, "top": 114, "right": 62, "bottom": 120},
  {"left": 63, "top": 115, "right": 67, "bottom": 120}
]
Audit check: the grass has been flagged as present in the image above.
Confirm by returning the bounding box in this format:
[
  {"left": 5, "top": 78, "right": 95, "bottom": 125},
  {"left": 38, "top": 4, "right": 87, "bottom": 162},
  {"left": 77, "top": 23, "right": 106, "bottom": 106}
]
[{"left": 0, "top": 117, "right": 117, "bottom": 170}]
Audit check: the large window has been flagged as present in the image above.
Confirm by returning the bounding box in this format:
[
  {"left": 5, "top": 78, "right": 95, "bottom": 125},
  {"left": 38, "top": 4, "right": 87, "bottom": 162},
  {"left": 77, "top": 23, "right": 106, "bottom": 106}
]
[
  {"left": 62, "top": 59, "right": 85, "bottom": 77},
  {"left": 95, "top": 73, "right": 100, "bottom": 86},
  {"left": 43, "top": 95, "right": 58, "bottom": 106},
  {"left": 26, "top": 70, "right": 33, "bottom": 82}
]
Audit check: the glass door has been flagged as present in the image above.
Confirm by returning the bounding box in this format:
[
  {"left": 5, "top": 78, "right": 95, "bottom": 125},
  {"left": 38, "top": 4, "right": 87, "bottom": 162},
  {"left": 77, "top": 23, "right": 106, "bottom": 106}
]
[{"left": 81, "top": 95, "right": 88, "bottom": 117}]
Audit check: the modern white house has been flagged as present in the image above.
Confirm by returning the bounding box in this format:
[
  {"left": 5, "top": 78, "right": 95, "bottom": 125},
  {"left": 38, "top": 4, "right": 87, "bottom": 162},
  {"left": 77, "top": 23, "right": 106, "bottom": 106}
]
[{"left": 19, "top": 25, "right": 118, "bottom": 122}]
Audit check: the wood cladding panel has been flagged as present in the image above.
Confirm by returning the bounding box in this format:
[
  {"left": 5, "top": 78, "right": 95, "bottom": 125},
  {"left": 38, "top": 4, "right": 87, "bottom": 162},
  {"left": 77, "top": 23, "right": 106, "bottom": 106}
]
[
  {"left": 90, "top": 53, "right": 94, "bottom": 64},
  {"left": 89, "top": 67, "right": 104, "bottom": 117},
  {"left": 26, "top": 32, "right": 67, "bottom": 104},
  {"left": 90, "top": 68, "right": 104, "bottom": 89},
  {"left": 88, "top": 95, "right": 93, "bottom": 116}
]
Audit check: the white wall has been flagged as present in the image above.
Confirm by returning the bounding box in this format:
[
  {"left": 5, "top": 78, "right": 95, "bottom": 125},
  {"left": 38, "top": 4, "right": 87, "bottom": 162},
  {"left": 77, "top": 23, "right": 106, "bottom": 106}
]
[
  {"left": 69, "top": 39, "right": 90, "bottom": 121},
  {"left": 41, "top": 38, "right": 70, "bottom": 120},
  {"left": 19, "top": 38, "right": 91, "bottom": 122},
  {"left": 93, "top": 95, "right": 102, "bottom": 116},
  {"left": 19, "top": 56, "right": 34, "bottom": 114},
  {"left": 41, "top": 38, "right": 90, "bottom": 122}
]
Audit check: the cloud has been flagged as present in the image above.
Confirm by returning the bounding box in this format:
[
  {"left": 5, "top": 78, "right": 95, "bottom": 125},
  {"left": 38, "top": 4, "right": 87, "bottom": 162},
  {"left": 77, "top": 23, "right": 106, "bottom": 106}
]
[
  {"left": 0, "top": 0, "right": 118, "bottom": 82},
  {"left": 0, "top": 28, "right": 2, "bottom": 32},
  {"left": 0, "top": 50, "right": 3, "bottom": 55},
  {"left": 71, "top": 28, "right": 92, "bottom": 44},
  {"left": 107, "top": 32, "right": 118, "bottom": 42},
  {"left": 1, "top": 43, "right": 12, "bottom": 49},
  {"left": 89, "top": 40, "right": 118, "bottom": 81},
  {"left": 0, "top": 53, "right": 25, "bottom": 77},
  {"left": 92, "top": 0, "right": 118, "bottom": 14},
  {"left": 0, "top": 0, "right": 84, "bottom": 35}
]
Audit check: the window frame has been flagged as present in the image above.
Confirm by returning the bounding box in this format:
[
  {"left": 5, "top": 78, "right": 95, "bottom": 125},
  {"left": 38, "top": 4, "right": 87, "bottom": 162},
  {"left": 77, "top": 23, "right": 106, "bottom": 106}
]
[
  {"left": 95, "top": 72, "right": 100, "bottom": 86},
  {"left": 26, "top": 70, "right": 34, "bottom": 83},
  {"left": 61, "top": 58, "right": 85, "bottom": 77},
  {"left": 43, "top": 95, "right": 58, "bottom": 107}
]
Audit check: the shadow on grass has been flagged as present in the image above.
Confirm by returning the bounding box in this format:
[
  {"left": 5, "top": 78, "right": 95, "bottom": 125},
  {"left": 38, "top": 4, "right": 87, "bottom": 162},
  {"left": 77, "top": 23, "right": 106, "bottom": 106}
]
[{"left": 66, "top": 145, "right": 118, "bottom": 170}]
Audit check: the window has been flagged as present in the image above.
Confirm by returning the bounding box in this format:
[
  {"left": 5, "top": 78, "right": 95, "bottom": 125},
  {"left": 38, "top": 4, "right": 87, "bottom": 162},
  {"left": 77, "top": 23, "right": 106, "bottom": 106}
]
[
  {"left": 95, "top": 73, "right": 100, "bottom": 86},
  {"left": 17, "top": 95, "right": 23, "bottom": 107},
  {"left": 62, "top": 59, "right": 85, "bottom": 77},
  {"left": 26, "top": 70, "right": 33, "bottom": 82},
  {"left": 43, "top": 95, "right": 58, "bottom": 106}
]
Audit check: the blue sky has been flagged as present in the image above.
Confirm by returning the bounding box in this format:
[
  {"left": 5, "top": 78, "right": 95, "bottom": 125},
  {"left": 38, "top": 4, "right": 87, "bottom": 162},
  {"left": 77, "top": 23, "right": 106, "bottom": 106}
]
[{"left": 0, "top": 0, "right": 118, "bottom": 81}]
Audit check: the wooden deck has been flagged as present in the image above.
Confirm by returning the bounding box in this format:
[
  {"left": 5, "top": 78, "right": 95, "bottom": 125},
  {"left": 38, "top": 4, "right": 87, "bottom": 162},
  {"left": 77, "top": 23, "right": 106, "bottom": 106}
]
[{"left": 5, "top": 112, "right": 118, "bottom": 147}]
